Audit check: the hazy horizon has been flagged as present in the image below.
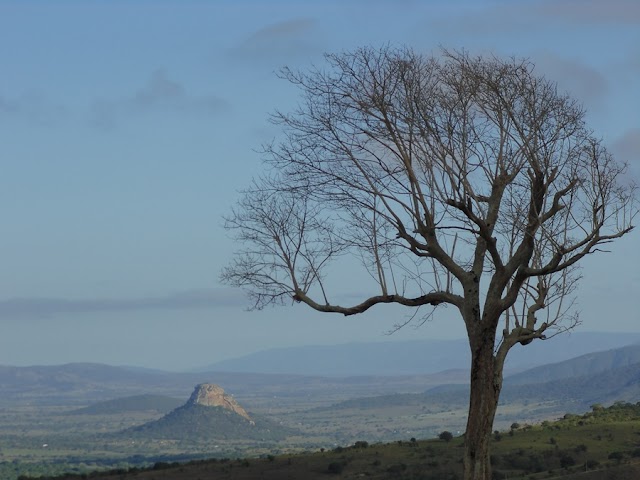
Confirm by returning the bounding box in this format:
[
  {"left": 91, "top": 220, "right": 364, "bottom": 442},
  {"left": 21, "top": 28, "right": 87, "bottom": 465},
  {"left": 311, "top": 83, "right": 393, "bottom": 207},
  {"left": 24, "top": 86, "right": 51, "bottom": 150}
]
[{"left": 3, "top": 330, "right": 640, "bottom": 374}]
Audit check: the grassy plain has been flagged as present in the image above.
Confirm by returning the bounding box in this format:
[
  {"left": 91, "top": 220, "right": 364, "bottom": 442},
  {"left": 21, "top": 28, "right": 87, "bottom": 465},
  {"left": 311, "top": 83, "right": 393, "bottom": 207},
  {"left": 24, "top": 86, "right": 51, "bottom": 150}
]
[
  {"left": 2, "top": 358, "right": 640, "bottom": 480},
  {"left": 2, "top": 389, "right": 639, "bottom": 480},
  {"left": 25, "top": 402, "right": 640, "bottom": 480}
]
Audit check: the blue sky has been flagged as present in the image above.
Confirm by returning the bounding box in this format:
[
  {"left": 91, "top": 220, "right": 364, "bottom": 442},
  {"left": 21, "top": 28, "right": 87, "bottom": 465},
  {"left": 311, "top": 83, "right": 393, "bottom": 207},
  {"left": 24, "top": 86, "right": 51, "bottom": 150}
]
[{"left": 0, "top": 0, "right": 638, "bottom": 370}]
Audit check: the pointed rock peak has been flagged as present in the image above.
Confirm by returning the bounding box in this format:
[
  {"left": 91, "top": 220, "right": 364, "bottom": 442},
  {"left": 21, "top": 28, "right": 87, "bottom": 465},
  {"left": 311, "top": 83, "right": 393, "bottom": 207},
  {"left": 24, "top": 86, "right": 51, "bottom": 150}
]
[{"left": 187, "top": 383, "right": 254, "bottom": 424}]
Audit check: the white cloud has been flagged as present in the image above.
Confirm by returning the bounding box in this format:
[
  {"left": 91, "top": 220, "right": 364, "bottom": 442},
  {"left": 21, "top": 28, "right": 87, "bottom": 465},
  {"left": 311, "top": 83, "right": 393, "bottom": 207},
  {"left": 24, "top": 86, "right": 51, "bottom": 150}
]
[
  {"left": 228, "top": 18, "right": 321, "bottom": 63},
  {"left": 0, "top": 288, "right": 248, "bottom": 320}
]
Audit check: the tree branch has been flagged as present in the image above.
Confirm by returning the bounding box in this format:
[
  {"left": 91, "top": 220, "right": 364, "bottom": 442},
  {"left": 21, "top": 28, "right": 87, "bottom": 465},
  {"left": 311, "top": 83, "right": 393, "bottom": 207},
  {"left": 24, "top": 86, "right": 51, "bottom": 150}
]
[{"left": 292, "top": 289, "right": 463, "bottom": 316}]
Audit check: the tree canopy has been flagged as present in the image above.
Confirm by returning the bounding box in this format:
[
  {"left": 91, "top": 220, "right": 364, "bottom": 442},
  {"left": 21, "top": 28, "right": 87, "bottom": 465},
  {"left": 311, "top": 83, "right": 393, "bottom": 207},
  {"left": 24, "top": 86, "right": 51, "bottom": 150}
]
[
  {"left": 222, "top": 46, "right": 636, "bottom": 480},
  {"left": 223, "top": 47, "right": 635, "bottom": 342}
]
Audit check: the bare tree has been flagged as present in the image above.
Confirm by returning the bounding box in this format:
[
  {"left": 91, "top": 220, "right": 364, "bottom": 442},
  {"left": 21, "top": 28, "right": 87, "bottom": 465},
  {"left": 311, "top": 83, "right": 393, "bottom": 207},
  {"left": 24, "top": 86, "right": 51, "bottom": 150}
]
[{"left": 222, "top": 47, "right": 637, "bottom": 480}]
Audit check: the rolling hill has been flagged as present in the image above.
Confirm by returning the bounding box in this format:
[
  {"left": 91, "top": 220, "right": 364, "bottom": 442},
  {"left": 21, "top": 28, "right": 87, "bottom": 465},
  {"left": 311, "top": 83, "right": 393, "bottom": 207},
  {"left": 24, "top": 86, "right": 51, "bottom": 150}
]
[
  {"left": 320, "top": 344, "right": 640, "bottom": 414},
  {"left": 506, "top": 343, "right": 640, "bottom": 385},
  {"left": 3, "top": 335, "right": 640, "bottom": 412}
]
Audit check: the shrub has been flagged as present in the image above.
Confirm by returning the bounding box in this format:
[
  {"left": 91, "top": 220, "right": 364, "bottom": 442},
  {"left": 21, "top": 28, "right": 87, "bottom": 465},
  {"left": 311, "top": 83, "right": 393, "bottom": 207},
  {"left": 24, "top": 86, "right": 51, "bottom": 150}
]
[
  {"left": 586, "top": 459, "right": 600, "bottom": 469},
  {"left": 608, "top": 451, "right": 625, "bottom": 462},
  {"left": 327, "top": 461, "right": 344, "bottom": 474},
  {"left": 559, "top": 454, "right": 575, "bottom": 468},
  {"left": 502, "top": 451, "right": 545, "bottom": 472},
  {"left": 439, "top": 431, "right": 454, "bottom": 442},
  {"left": 387, "top": 463, "right": 407, "bottom": 473}
]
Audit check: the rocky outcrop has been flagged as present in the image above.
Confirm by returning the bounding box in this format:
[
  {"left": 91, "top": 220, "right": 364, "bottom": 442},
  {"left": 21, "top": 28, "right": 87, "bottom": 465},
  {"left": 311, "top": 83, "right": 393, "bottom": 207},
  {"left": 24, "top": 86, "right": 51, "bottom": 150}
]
[
  {"left": 126, "top": 383, "right": 296, "bottom": 441},
  {"left": 187, "top": 383, "right": 254, "bottom": 424}
]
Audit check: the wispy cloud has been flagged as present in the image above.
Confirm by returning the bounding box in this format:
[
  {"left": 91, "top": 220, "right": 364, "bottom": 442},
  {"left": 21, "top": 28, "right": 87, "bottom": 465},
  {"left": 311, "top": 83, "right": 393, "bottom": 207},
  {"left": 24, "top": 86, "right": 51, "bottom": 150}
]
[
  {"left": 0, "top": 289, "right": 248, "bottom": 320},
  {"left": 532, "top": 51, "right": 608, "bottom": 105},
  {"left": 228, "top": 18, "right": 320, "bottom": 63},
  {"left": 0, "top": 91, "right": 67, "bottom": 126},
  {"left": 535, "top": 0, "right": 640, "bottom": 26},
  {"left": 428, "top": 0, "right": 639, "bottom": 40},
  {"left": 426, "top": 4, "right": 531, "bottom": 37},
  {"left": 88, "top": 69, "right": 229, "bottom": 130},
  {"left": 611, "top": 128, "right": 640, "bottom": 178}
]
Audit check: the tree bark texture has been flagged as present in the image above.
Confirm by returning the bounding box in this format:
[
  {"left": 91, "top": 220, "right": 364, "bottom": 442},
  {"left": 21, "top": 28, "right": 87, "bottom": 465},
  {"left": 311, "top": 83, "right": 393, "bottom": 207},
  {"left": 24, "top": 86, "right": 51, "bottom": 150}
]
[{"left": 463, "top": 329, "right": 504, "bottom": 480}]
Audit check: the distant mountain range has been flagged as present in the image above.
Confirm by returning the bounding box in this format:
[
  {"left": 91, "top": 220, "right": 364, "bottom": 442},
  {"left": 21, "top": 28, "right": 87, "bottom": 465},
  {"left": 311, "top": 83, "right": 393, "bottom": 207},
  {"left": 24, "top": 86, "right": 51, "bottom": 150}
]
[
  {"left": 0, "top": 361, "right": 468, "bottom": 408},
  {"left": 502, "top": 343, "right": 640, "bottom": 408},
  {"left": 506, "top": 343, "right": 640, "bottom": 385},
  {"left": 200, "top": 332, "right": 640, "bottom": 376},
  {"left": 325, "top": 344, "right": 640, "bottom": 414},
  {"left": 504, "top": 361, "right": 640, "bottom": 408},
  {"left": 2, "top": 332, "right": 640, "bottom": 412}
]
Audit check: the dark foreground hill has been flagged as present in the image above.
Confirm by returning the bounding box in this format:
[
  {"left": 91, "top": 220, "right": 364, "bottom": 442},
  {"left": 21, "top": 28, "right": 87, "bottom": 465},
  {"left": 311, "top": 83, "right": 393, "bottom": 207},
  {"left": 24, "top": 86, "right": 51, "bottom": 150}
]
[{"left": 32, "top": 402, "right": 640, "bottom": 480}]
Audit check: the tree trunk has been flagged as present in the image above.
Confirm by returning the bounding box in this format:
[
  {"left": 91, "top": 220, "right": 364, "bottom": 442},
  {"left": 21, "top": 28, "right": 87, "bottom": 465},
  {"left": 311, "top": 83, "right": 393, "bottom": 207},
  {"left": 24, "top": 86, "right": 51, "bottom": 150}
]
[{"left": 463, "top": 334, "right": 504, "bottom": 480}]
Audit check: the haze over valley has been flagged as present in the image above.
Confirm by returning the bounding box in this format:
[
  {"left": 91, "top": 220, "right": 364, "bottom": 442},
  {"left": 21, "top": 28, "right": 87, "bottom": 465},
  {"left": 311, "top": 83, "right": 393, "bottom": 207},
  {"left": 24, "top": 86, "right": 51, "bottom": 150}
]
[
  {"left": 2, "top": 1, "right": 639, "bottom": 479},
  {"left": 3, "top": 335, "right": 640, "bottom": 478}
]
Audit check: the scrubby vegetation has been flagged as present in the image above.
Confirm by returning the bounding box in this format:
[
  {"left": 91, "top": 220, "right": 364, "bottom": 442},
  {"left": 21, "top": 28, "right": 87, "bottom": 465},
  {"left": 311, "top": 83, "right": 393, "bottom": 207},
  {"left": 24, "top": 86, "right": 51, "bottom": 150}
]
[
  {"left": 12, "top": 402, "right": 640, "bottom": 480},
  {"left": 70, "top": 395, "right": 183, "bottom": 415}
]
